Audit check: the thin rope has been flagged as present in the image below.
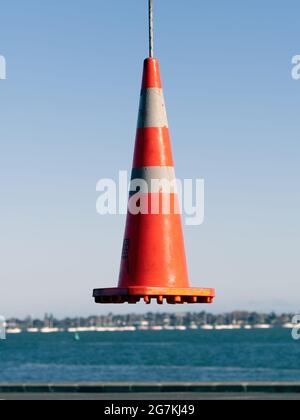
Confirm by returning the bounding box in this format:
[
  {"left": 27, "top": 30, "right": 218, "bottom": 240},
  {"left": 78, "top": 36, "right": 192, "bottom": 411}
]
[{"left": 149, "top": 0, "right": 154, "bottom": 57}]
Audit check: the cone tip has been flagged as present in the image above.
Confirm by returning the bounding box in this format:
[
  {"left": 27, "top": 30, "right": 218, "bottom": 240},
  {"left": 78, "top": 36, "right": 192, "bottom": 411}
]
[{"left": 142, "top": 57, "right": 162, "bottom": 89}]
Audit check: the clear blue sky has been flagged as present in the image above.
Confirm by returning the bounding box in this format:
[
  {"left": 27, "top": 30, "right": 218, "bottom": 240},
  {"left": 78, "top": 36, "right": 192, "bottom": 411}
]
[{"left": 0, "top": 0, "right": 299, "bottom": 318}]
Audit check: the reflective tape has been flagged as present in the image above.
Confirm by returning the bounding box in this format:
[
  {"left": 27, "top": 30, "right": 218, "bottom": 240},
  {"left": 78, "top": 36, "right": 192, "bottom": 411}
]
[
  {"left": 130, "top": 166, "right": 177, "bottom": 194},
  {"left": 137, "top": 88, "right": 169, "bottom": 128}
]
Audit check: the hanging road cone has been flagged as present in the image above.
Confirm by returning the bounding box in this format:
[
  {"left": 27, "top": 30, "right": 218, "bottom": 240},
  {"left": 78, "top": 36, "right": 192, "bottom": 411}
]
[{"left": 93, "top": 0, "right": 215, "bottom": 305}]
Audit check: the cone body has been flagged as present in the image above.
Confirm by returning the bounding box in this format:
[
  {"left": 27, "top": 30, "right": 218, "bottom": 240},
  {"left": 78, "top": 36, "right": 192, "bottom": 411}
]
[
  {"left": 93, "top": 58, "right": 215, "bottom": 305},
  {"left": 118, "top": 58, "right": 189, "bottom": 289}
]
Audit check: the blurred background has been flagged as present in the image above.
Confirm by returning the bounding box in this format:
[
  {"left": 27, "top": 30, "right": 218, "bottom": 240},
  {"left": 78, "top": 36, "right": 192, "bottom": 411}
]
[{"left": 0, "top": 0, "right": 299, "bottom": 319}]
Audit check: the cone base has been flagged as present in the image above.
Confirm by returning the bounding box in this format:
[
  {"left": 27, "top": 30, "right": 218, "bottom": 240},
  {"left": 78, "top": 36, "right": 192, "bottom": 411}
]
[{"left": 93, "top": 287, "right": 215, "bottom": 305}]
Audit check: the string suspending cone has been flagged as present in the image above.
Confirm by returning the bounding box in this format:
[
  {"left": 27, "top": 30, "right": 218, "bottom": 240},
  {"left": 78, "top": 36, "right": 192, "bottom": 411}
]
[{"left": 93, "top": 58, "right": 215, "bottom": 305}]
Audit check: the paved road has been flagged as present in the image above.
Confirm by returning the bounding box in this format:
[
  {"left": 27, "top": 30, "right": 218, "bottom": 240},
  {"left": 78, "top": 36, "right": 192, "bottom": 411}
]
[{"left": 1, "top": 392, "right": 300, "bottom": 400}]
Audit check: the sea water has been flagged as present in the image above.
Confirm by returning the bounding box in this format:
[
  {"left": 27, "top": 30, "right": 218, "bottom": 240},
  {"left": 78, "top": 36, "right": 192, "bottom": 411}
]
[{"left": 0, "top": 329, "right": 299, "bottom": 383}]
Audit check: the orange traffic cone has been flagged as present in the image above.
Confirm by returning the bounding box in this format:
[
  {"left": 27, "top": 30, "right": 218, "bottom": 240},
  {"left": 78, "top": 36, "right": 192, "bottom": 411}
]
[{"left": 93, "top": 1, "right": 215, "bottom": 305}]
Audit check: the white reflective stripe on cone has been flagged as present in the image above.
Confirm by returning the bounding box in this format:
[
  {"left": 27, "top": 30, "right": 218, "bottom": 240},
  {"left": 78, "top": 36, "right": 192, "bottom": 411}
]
[
  {"left": 130, "top": 166, "right": 177, "bottom": 194},
  {"left": 137, "top": 88, "right": 169, "bottom": 128}
]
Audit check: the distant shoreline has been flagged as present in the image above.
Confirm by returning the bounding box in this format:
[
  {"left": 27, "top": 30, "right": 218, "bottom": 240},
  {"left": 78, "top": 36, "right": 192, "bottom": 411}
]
[
  {"left": 5, "top": 323, "right": 296, "bottom": 335},
  {"left": 3, "top": 311, "right": 297, "bottom": 336}
]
